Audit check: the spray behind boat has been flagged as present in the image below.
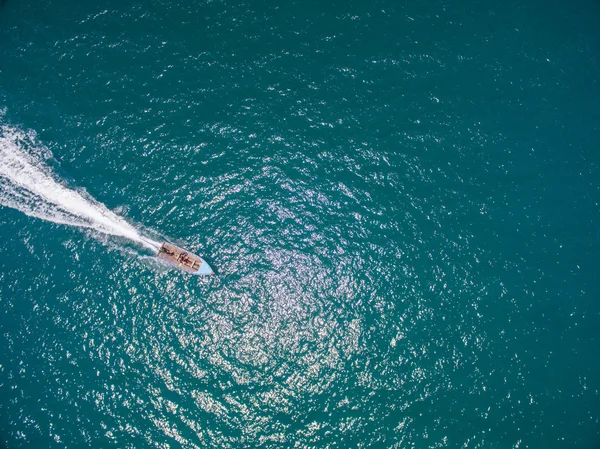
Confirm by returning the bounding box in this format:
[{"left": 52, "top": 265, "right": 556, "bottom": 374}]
[{"left": 0, "top": 122, "right": 214, "bottom": 275}]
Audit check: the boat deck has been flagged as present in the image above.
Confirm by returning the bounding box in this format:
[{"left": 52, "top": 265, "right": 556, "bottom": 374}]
[{"left": 157, "top": 242, "right": 202, "bottom": 272}]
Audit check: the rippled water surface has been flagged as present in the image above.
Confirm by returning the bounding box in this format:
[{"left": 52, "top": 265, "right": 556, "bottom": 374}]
[{"left": 1, "top": 0, "right": 599, "bottom": 447}]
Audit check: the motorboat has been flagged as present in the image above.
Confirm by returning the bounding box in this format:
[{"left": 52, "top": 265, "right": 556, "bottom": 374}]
[{"left": 157, "top": 242, "right": 214, "bottom": 275}]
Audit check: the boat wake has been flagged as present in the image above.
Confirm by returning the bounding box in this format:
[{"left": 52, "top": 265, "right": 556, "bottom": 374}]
[{"left": 0, "top": 123, "right": 160, "bottom": 252}]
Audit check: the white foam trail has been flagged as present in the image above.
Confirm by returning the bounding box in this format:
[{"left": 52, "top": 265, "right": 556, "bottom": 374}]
[{"left": 0, "top": 124, "right": 161, "bottom": 251}]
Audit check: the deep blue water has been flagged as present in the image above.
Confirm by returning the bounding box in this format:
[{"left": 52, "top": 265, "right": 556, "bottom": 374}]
[{"left": 1, "top": 0, "right": 599, "bottom": 447}]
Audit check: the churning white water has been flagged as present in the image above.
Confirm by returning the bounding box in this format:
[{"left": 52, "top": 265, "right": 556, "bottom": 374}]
[{"left": 0, "top": 124, "right": 160, "bottom": 251}]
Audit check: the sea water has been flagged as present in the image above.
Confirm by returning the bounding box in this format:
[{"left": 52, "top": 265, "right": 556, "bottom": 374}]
[{"left": 0, "top": 0, "right": 599, "bottom": 448}]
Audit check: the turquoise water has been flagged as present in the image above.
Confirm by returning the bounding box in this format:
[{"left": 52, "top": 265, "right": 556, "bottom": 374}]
[{"left": 1, "top": 0, "right": 599, "bottom": 447}]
